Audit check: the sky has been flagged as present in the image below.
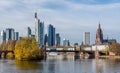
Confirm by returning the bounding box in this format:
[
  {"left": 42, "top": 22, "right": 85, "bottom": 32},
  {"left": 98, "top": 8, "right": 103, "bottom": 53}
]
[{"left": 0, "top": 0, "right": 120, "bottom": 45}]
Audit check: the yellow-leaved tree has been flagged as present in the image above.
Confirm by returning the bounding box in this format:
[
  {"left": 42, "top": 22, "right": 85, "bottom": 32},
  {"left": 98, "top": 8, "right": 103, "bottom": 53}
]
[
  {"left": 14, "top": 37, "right": 43, "bottom": 60},
  {"left": 109, "top": 42, "right": 120, "bottom": 55}
]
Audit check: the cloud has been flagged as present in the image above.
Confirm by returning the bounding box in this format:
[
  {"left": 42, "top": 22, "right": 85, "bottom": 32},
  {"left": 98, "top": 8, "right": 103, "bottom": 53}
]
[{"left": 0, "top": 0, "right": 120, "bottom": 44}]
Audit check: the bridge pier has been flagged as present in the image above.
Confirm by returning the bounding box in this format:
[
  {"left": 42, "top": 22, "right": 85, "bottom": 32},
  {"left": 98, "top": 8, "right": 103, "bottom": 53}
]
[
  {"left": 0, "top": 51, "right": 14, "bottom": 59},
  {"left": 74, "top": 51, "right": 80, "bottom": 59},
  {"left": 95, "top": 51, "right": 99, "bottom": 58}
]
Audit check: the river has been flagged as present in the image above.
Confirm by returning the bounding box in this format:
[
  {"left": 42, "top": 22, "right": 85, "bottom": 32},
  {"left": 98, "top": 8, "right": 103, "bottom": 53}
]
[{"left": 0, "top": 55, "right": 120, "bottom": 73}]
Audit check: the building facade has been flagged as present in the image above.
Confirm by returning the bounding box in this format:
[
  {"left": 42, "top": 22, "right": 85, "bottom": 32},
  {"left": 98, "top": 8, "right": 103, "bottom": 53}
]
[
  {"left": 63, "top": 38, "right": 70, "bottom": 46},
  {"left": 6, "top": 28, "right": 15, "bottom": 41},
  {"left": 48, "top": 24, "right": 55, "bottom": 46},
  {"left": 35, "top": 12, "right": 44, "bottom": 46},
  {"left": 56, "top": 33, "right": 61, "bottom": 46},
  {"left": 53, "top": 28, "right": 55, "bottom": 45},
  {"left": 27, "top": 27, "right": 31, "bottom": 37},
  {"left": 84, "top": 32, "right": 90, "bottom": 46},
  {"left": 15, "top": 32, "right": 19, "bottom": 40},
  {"left": 44, "top": 34, "right": 48, "bottom": 46},
  {"left": 0, "top": 30, "right": 6, "bottom": 43}
]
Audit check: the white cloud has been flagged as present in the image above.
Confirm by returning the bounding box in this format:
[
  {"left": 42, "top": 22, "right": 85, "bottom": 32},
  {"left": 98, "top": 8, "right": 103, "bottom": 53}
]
[{"left": 0, "top": 0, "right": 120, "bottom": 44}]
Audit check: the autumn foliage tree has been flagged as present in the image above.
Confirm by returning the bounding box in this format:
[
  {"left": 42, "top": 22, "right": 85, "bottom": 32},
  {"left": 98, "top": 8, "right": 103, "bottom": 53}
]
[
  {"left": 0, "top": 40, "right": 16, "bottom": 59},
  {"left": 0, "top": 40, "right": 16, "bottom": 51},
  {"left": 14, "top": 37, "right": 43, "bottom": 60},
  {"left": 109, "top": 42, "right": 120, "bottom": 55}
]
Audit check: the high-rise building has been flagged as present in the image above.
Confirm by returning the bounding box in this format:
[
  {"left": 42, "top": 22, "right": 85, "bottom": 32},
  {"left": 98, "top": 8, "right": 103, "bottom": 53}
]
[
  {"left": 63, "top": 38, "right": 67, "bottom": 46},
  {"left": 95, "top": 23, "right": 103, "bottom": 45},
  {"left": 56, "top": 33, "right": 61, "bottom": 46},
  {"left": 63, "top": 38, "right": 70, "bottom": 46},
  {"left": 53, "top": 28, "right": 55, "bottom": 45},
  {"left": 48, "top": 24, "right": 55, "bottom": 46},
  {"left": 35, "top": 12, "right": 38, "bottom": 38},
  {"left": 0, "top": 30, "right": 6, "bottom": 43},
  {"left": 6, "top": 28, "right": 15, "bottom": 41},
  {"left": 84, "top": 32, "right": 90, "bottom": 46},
  {"left": 15, "top": 32, "right": 19, "bottom": 40},
  {"left": 44, "top": 34, "right": 48, "bottom": 46},
  {"left": 35, "top": 12, "right": 44, "bottom": 46},
  {"left": 27, "top": 27, "right": 31, "bottom": 37}
]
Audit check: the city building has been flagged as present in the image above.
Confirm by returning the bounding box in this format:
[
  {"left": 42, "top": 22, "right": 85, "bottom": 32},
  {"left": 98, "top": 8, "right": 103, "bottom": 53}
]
[
  {"left": 6, "top": 28, "right": 15, "bottom": 41},
  {"left": 48, "top": 24, "right": 55, "bottom": 46},
  {"left": 35, "top": 12, "right": 44, "bottom": 46},
  {"left": 103, "top": 39, "right": 116, "bottom": 45},
  {"left": 0, "top": 30, "right": 6, "bottom": 44},
  {"left": 27, "top": 27, "right": 31, "bottom": 37},
  {"left": 74, "top": 43, "right": 78, "bottom": 47},
  {"left": 84, "top": 32, "right": 90, "bottom": 46},
  {"left": 63, "top": 38, "right": 70, "bottom": 46},
  {"left": 63, "top": 38, "right": 67, "bottom": 46},
  {"left": 44, "top": 34, "right": 48, "bottom": 46},
  {"left": 15, "top": 32, "right": 19, "bottom": 40},
  {"left": 56, "top": 33, "right": 61, "bottom": 46},
  {"left": 95, "top": 23, "right": 103, "bottom": 45},
  {"left": 53, "top": 28, "right": 55, "bottom": 45},
  {"left": 95, "top": 23, "right": 116, "bottom": 45}
]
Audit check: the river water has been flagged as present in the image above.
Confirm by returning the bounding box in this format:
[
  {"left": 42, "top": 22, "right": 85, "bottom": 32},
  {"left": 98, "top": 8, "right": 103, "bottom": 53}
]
[{"left": 0, "top": 55, "right": 120, "bottom": 73}]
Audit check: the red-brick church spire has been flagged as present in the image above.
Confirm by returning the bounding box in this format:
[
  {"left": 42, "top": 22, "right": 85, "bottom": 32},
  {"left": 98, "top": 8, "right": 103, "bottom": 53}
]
[{"left": 95, "top": 22, "right": 103, "bottom": 45}]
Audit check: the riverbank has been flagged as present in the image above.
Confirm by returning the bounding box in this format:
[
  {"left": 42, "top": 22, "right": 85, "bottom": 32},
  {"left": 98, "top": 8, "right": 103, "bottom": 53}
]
[{"left": 99, "top": 55, "right": 120, "bottom": 59}]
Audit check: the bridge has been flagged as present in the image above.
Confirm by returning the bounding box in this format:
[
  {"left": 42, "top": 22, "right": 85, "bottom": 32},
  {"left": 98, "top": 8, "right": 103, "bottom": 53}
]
[
  {"left": 46, "top": 49, "right": 80, "bottom": 52},
  {"left": 0, "top": 50, "right": 14, "bottom": 58},
  {"left": 45, "top": 49, "right": 104, "bottom": 58},
  {"left": 46, "top": 49, "right": 96, "bottom": 54}
]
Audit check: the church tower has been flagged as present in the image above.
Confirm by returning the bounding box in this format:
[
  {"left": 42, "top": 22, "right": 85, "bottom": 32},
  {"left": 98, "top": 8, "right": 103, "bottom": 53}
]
[{"left": 95, "top": 23, "right": 103, "bottom": 45}]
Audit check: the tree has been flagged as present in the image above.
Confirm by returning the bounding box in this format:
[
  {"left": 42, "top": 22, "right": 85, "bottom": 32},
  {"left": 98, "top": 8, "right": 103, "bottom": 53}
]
[
  {"left": 14, "top": 37, "right": 43, "bottom": 60},
  {"left": 0, "top": 41, "right": 7, "bottom": 50},
  {"left": 6, "top": 52, "right": 14, "bottom": 59},
  {"left": 0, "top": 40, "right": 16, "bottom": 51},
  {"left": 7, "top": 40, "right": 16, "bottom": 50},
  {"left": 109, "top": 42, "right": 120, "bottom": 55}
]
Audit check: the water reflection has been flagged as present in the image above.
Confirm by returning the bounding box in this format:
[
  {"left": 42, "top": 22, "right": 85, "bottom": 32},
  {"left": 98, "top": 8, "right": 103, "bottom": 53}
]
[
  {"left": 95, "top": 57, "right": 103, "bottom": 73},
  {"left": 47, "top": 55, "right": 75, "bottom": 61},
  {"left": 1, "top": 55, "right": 120, "bottom": 73},
  {"left": 15, "top": 61, "right": 42, "bottom": 70}
]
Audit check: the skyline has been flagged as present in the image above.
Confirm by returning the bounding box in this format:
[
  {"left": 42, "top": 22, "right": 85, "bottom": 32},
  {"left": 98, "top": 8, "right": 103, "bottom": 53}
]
[{"left": 0, "top": 0, "right": 120, "bottom": 44}]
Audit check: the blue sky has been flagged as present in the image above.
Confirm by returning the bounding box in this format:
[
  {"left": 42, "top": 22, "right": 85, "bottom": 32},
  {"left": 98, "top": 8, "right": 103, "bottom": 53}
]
[{"left": 0, "top": 0, "right": 120, "bottom": 45}]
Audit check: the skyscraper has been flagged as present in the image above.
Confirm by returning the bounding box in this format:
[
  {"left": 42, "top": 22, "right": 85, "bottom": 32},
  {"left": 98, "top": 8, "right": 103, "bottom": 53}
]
[
  {"left": 48, "top": 24, "right": 55, "bottom": 46},
  {"left": 0, "top": 30, "right": 6, "bottom": 43},
  {"left": 27, "top": 27, "right": 31, "bottom": 37},
  {"left": 63, "top": 38, "right": 70, "bottom": 46},
  {"left": 63, "top": 38, "right": 67, "bottom": 46},
  {"left": 35, "top": 12, "right": 44, "bottom": 46},
  {"left": 56, "top": 33, "right": 61, "bottom": 46},
  {"left": 53, "top": 28, "right": 55, "bottom": 45},
  {"left": 44, "top": 34, "right": 48, "bottom": 46},
  {"left": 15, "top": 32, "right": 19, "bottom": 40},
  {"left": 95, "top": 23, "right": 103, "bottom": 45},
  {"left": 84, "top": 32, "right": 90, "bottom": 46},
  {"left": 6, "top": 28, "right": 15, "bottom": 41}
]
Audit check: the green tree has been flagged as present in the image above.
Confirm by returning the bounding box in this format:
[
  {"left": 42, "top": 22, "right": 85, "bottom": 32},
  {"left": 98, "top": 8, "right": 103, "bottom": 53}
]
[{"left": 14, "top": 37, "right": 43, "bottom": 60}]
